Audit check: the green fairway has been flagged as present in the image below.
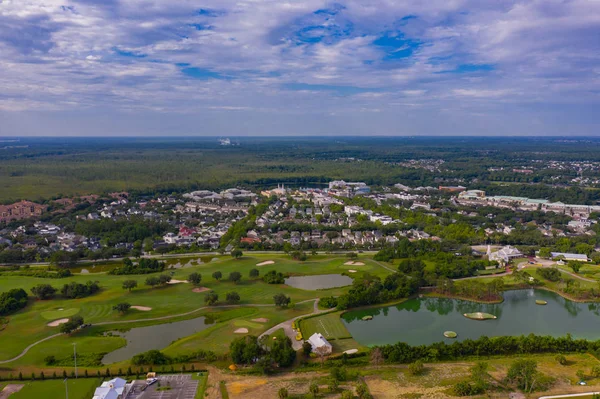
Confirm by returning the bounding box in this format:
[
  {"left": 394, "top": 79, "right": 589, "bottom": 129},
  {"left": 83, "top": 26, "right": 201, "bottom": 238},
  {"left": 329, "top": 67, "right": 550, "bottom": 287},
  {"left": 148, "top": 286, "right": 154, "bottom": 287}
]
[
  {"left": 0, "top": 254, "right": 391, "bottom": 369},
  {"left": 8, "top": 378, "right": 101, "bottom": 399},
  {"left": 40, "top": 308, "right": 80, "bottom": 320},
  {"left": 299, "top": 311, "right": 351, "bottom": 340}
]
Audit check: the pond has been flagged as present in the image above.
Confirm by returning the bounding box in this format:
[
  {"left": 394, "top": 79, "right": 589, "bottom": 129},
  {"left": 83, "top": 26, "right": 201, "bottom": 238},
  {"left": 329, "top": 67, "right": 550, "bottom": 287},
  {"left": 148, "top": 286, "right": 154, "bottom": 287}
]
[
  {"left": 102, "top": 316, "right": 213, "bottom": 364},
  {"left": 342, "top": 289, "right": 600, "bottom": 347},
  {"left": 285, "top": 274, "right": 353, "bottom": 290}
]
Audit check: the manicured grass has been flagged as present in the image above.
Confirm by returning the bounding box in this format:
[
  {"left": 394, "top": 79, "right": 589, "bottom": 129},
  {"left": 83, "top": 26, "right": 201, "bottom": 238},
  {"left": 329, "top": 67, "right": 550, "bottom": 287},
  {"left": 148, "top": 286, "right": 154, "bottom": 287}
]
[
  {"left": 164, "top": 302, "right": 315, "bottom": 358},
  {"left": 299, "top": 311, "right": 351, "bottom": 340},
  {"left": 8, "top": 378, "right": 101, "bottom": 399},
  {"left": 40, "top": 308, "right": 80, "bottom": 320},
  {"left": 0, "top": 254, "right": 392, "bottom": 368},
  {"left": 192, "top": 371, "right": 209, "bottom": 399},
  {"left": 219, "top": 381, "right": 230, "bottom": 399}
]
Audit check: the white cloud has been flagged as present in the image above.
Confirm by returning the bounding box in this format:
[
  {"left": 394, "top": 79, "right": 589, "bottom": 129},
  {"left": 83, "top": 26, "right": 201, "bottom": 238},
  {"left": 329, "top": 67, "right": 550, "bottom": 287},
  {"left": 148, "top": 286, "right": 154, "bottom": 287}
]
[{"left": 0, "top": 0, "right": 598, "bottom": 135}]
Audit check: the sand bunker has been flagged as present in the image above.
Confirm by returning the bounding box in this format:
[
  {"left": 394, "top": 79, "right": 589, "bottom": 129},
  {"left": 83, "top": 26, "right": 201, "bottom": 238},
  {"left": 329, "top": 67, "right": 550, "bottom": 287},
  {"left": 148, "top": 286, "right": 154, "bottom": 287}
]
[
  {"left": 47, "top": 318, "right": 69, "bottom": 327},
  {"left": 348, "top": 269, "right": 357, "bottom": 273},
  {"left": 131, "top": 306, "right": 152, "bottom": 311},
  {"left": 167, "top": 279, "right": 188, "bottom": 284},
  {"left": 344, "top": 261, "right": 365, "bottom": 266},
  {"left": 234, "top": 328, "right": 249, "bottom": 334},
  {"left": 256, "top": 260, "right": 275, "bottom": 266},
  {"left": 192, "top": 287, "right": 211, "bottom": 293},
  {"left": 343, "top": 349, "right": 358, "bottom": 355},
  {"left": 252, "top": 318, "right": 269, "bottom": 323}
]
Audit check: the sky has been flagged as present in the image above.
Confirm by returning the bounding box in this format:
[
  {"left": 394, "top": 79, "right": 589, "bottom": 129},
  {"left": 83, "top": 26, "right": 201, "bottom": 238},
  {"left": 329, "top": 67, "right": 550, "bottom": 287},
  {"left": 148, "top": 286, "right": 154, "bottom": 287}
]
[{"left": 0, "top": 0, "right": 599, "bottom": 136}]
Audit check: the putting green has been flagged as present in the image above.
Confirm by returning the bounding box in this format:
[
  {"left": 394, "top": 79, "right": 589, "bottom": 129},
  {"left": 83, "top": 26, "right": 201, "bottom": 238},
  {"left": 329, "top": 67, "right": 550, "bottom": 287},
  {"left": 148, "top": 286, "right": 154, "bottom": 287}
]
[{"left": 40, "top": 308, "right": 79, "bottom": 320}]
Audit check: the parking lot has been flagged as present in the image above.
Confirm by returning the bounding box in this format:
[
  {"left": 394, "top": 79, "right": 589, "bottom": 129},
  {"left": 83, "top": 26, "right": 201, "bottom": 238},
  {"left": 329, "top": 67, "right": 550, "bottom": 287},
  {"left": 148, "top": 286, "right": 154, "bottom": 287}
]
[{"left": 128, "top": 374, "right": 199, "bottom": 399}]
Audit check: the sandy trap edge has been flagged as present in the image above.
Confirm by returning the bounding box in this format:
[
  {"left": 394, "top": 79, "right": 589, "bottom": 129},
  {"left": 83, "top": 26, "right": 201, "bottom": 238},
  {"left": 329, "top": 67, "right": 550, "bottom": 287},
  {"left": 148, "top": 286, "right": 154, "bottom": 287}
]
[
  {"left": 131, "top": 306, "right": 152, "bottom": 311},
  {"left": 47, "top": 318, "right": 69, "bottom": 327}
]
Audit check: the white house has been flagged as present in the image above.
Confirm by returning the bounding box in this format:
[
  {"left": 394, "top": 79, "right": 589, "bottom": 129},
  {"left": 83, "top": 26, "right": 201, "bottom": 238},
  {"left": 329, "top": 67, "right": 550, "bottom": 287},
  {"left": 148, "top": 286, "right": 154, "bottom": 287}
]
[
  {"left": 163, "top": 233, "right": 177, "bottom": 244},
  {"left": 92, "top": 377, "right": 130, "bottom": 399},
  {"left": 308, "top": 333, "right": 332, "bottom": 355},
  {"left": 488, "top": 245, "right": 522, "bottom": 263}
]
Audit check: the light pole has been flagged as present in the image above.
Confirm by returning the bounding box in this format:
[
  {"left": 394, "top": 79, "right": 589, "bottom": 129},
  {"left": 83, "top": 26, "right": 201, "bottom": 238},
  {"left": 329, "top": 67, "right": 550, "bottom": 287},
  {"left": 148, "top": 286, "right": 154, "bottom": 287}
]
[
  {"left": 64, "top": 378, "right": 69, "bottom": 399},
  {"left": 73, "top": 343, "right": 78, "bottom": 379}
]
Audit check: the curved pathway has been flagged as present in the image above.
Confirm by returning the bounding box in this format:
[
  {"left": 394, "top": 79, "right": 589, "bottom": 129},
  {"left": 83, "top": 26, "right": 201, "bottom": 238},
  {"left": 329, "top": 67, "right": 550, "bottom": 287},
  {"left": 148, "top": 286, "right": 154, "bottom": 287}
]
[
  {"left": 260, "top": 298, "right": 331, "bottom": 350},
  {"left": 0, "top": 303, "right": 276, "bottom": 364}
]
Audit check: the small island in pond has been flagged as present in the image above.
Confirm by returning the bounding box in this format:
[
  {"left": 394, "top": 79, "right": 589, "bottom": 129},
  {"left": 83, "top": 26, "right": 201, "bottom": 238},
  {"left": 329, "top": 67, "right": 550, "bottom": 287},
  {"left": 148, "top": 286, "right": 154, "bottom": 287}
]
[
  {"left": 463, "top": 312, "right": 497, "bottom": 320},
  {"left": 444, "top": 331, "right": 457, "bottom": 338},
  {"left": 362, "top": 315, "right": 373, "bottom": 321}
]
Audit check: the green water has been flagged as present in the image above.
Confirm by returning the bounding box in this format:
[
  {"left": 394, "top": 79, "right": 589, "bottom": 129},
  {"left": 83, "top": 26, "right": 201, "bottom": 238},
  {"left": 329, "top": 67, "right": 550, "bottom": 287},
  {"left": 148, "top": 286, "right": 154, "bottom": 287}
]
[
  {"left": 102, "top": 316, "right": 213, "bottom": 364},
  {"left": 342, "top": 289, "right": 600, "bottom": 346}
]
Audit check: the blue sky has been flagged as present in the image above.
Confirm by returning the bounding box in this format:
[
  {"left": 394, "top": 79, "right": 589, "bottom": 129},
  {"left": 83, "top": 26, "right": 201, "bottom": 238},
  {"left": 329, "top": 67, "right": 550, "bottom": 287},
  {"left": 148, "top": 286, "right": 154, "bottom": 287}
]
[{"left": 0, "top": 0, "right": 599, "bottom": 136}]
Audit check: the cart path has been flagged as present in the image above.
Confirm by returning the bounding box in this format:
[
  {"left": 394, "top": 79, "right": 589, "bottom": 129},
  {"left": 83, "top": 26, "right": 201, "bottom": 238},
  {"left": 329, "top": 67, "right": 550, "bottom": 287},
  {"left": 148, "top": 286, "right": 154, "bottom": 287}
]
[
  {"left": 259, "top": 298, "right": 331, "bottom": 350},
  {"left": 0, "top": 302, "right": 310, "bottom": 364}
]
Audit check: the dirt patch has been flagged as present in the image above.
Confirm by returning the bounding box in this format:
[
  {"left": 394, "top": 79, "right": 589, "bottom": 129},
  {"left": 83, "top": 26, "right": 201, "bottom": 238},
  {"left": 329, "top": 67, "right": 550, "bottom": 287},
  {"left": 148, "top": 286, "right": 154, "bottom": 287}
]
[
  {"left": 131, "top": 306, "right": 152, "bottom": 311},
  {"left": 167, "top": 279, "right": 188, "bottom": 284},
  {"left": 256, "top": 260, "right": 275, "bottom": 266},
  {"left": 234, "top": 328, "right": 249, "bottom": 334},
  {"left": 47, "top": 318, "right": 69, "bottom": 327},
  {"left": 348, "top": 269, "right": 357, "bottom": 273},
  {"left": 0, "top": 384, "right": 24, "bottom": 399},
  {"left": 344, "top": 261, "right": 365, "bottom": 266},
  {"left": 192, "top": 287, "right": 211, "bottom": 293},
  {"left": 252, "top": 318, "right": 269, "bottom": 323}
]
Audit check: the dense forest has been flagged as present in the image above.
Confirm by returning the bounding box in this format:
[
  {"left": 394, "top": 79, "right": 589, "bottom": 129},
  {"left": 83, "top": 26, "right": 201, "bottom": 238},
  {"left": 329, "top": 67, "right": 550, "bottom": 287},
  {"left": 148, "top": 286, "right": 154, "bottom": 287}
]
[{"left": 1, "top": 137, "right": 600, "bottom": 203}]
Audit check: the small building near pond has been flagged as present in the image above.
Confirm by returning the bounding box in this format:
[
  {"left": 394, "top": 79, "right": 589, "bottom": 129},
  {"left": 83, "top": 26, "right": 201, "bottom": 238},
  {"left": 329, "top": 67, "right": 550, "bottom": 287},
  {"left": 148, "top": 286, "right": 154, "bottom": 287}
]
[{"left": 308, "top": 333, "right": 332, "bottom": 354}]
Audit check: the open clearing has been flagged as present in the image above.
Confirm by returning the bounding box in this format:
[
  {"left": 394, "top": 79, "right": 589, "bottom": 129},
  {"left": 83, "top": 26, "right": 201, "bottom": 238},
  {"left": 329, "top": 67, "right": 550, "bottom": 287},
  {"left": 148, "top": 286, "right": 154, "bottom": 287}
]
[
  {"left": 256, "top": 260, "right": 274, "bottom": 266},
  {"left": 40, "top": 308, "right": 79, "bottom": 320},
  {"left": 299, "top": 311, "right": 351, "bottom": 340},
  {"left": 131, "top": 305, "right": 152, "bottom": 311},
  {"left": 46, "top": 318, "right": 69, "bottom": 327}
]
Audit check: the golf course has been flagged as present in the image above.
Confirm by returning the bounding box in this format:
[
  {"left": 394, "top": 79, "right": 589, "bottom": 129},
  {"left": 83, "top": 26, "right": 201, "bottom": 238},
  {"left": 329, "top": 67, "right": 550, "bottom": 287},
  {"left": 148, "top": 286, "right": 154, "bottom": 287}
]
[{"left": 0, "top": 253, "right": 390, "bottom": 373}]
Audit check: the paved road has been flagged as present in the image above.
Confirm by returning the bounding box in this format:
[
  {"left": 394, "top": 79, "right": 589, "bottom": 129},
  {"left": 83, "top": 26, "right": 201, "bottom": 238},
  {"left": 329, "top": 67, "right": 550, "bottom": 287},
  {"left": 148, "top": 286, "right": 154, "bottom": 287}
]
[{"left": 259, "top": 298, "right": 332, "bottom": 350}]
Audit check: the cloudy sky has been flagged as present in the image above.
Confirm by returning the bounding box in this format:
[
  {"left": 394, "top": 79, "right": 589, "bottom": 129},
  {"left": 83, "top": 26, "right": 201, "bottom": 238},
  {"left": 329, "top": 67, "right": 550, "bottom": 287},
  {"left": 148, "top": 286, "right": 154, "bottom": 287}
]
[{"left": 1, "top": 0, "right": 599, "bottom": 136}]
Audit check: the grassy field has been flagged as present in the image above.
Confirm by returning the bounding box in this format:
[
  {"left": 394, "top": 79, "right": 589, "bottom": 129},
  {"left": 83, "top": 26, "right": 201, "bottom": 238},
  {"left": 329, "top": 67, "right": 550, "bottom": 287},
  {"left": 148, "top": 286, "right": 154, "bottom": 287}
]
[
  {"left": 5, "top": 378, "right": 101, "bottom": 399},
  {"left": 299, "top": 311, "right": 352, "bottom": 340},
  {"left": 0, "top": 254, "right": 390, "bottom": 369}
]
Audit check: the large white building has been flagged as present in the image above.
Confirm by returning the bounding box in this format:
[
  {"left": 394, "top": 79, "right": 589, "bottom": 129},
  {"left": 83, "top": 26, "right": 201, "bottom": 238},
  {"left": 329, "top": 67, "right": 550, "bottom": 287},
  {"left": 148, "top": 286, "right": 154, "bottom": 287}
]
[
  {"left": 93, "top": 377, "right": 130, "bottom": 399},
  {"left": 488, "top": 245, "right": 523, "bottom": 263},
  {"left": 308, "top": 333, "right": 332, "bottom": 355},
  {"left": 550, "top": 252, "right": 590, "bottom": 262}
]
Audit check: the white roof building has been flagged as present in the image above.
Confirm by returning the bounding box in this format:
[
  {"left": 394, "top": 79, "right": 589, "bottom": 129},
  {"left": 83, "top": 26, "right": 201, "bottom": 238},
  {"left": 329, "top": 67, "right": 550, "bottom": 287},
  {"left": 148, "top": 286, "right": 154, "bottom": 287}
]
[
  {"left": 93, "top": 377, "right": 129, "bottom": 399},
  {"left": 551, "top": 252, "right": 590, "bottom": 262},
  {"left": 308, "top": 333, "right": 332, "bottom": 355},
  {"left": 488, "top": 245, "right": 523, "bottom": 263}
]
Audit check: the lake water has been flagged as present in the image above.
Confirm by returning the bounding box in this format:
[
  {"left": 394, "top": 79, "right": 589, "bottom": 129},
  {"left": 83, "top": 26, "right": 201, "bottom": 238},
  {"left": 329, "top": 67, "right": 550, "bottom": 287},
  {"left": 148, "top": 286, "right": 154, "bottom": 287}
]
[
  {"left": 102, "top": 316, "right": 213, "bottom": 364},
  {"left": 285, "top": 274, "right": 353, "bottom": 290},
  {"left": 342, "top": 289, "right": 600, "bottom": 347}
]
